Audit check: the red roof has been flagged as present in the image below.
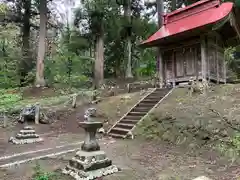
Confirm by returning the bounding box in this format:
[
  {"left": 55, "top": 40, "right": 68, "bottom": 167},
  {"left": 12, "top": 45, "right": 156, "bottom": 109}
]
[{"left": 142, "top": 0, "right": 234, "bottom": 47}]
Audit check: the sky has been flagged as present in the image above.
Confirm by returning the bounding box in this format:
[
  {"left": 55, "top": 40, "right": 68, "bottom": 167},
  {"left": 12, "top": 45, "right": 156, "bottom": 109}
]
[
  {"left": 57, "top": 0, "right": 155, "bottom": 21},
  {"left": 53, "top": 0, "right": 172, "bottom": 25}
]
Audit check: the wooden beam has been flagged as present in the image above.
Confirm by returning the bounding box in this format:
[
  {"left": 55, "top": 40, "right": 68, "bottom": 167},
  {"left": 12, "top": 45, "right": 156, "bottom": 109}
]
[
  {"left": 201, "top": 36, "right": 207, "bottom": 81},
  {"left": 161, "top": 39, "right": 201, "bottom": 52}
]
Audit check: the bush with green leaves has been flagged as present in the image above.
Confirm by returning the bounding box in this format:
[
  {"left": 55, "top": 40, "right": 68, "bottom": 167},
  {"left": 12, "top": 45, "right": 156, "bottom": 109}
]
[
  {"left": 0, "top": 89, "right": 22, "bottom": 111},
  {"left": 32, "top": 163, "right": 57, "bottom": 180}
]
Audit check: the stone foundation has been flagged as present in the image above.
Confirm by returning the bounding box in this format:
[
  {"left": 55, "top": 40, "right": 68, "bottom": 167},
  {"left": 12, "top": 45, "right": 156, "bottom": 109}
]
[
  {"left": 62, "top": 121, "right": 119, "bottom": 180},
  {"left": 62, "top": 150, "right": 119, "bottom": 180},
  {"left": 9, "top": 126, "right": 43, "bottom": 145},
  {"left": 62, "top": 164, "right": 118, "bottom": 180}
]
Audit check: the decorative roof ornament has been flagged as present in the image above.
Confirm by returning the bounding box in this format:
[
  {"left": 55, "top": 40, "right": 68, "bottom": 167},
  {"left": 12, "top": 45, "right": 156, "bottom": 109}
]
[{"left": 181, "top": 3, "right": 186, "bottom": 8}]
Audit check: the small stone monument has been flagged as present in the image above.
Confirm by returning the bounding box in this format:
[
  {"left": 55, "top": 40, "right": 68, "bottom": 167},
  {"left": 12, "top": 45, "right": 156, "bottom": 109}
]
[
  {"left": 62, "top": 118, "right": 119, "bottom": 179},
  {"left": 9, "top": 126, "right": 43, "bottom": 145},
  {"left": 83, "top": 108, "right": 97, "bottom": 121}
]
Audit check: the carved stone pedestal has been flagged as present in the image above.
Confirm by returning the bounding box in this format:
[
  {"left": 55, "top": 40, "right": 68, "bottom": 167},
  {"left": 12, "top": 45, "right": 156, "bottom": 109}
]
[
  {"left": 62, "top": 121, "right": 119, "bottom": 180},
  {"left": 9, "top": 126, "right": 43, "bottom": 144}
]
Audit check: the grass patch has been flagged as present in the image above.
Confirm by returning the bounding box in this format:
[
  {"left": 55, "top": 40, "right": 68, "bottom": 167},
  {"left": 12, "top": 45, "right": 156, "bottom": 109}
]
[
  {"left": 0, "top": 88, "right": 93, "bottom": 114},
  {"left": 32, "top": 163, "right": 60, "bottom": 180}
]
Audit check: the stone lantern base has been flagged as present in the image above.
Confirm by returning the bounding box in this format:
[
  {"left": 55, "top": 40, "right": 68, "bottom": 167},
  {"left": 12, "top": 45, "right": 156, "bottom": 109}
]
[
  {"left": 9, "top": 126, "right": 43, "bottom": 145},
  {"left": 62, "top": 150, "right": 119, "bottom": 180}
]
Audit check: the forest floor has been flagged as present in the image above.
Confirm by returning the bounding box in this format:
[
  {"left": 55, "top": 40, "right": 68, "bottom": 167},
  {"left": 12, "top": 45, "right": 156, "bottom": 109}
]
[{"left": 0, "top": 84, "right": 239, "bottom": 180}]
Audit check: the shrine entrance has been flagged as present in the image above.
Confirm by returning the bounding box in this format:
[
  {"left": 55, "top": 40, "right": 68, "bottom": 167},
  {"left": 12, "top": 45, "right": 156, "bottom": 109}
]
[{"left": 163, "top": 44, "right": 201, "bottom": 83}]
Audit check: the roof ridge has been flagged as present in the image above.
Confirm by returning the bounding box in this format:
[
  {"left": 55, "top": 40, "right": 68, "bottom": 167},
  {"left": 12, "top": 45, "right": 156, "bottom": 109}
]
[{"left": 164, "top": 0, "right": 221, "bottom": 25}]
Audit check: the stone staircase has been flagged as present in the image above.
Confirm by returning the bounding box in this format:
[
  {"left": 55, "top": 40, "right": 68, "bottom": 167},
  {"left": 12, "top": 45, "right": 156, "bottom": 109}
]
[{"left": 107, "top": 88, "right": 173, "bottom": 138}]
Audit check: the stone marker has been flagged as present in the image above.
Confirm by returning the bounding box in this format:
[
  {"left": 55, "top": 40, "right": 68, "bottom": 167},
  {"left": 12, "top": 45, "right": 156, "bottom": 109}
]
[
  {"left": 9, "top": 126, "right": 43, "bottom": 145},
  {"left": 72, "top": 93, "right": 77, "bottom": 108},
  {"left": 62, "top": 120, "right": 119, "bottom": 180},
  {"left": 3, "top": 111, "right": 8, "bottom": 128}
]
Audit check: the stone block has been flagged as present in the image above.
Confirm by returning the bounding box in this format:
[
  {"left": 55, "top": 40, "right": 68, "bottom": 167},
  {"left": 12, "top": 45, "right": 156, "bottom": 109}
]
[{"left": 192, "top": 176, "right": 213, "bottom": 180}]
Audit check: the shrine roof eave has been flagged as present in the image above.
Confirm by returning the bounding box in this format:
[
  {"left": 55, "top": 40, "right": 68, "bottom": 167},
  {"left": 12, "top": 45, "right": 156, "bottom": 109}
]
[
  {"left": 140, "top": 2, "right": 234, "bottom": 48},
  {"left": 139, "top": 25, "right": 211, "bottom": 48}
]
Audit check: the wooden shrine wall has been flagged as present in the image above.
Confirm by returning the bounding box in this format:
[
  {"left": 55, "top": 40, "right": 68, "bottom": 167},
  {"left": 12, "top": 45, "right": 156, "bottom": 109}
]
[
  {"left": 163, "top": 51, "right": 173, "bottom": 80},
  {"left": 159, "top": 34, "right": 226, "bottom": 83},
  {"left": 206, "top": 33, "right": 225, "bottom": 82},
  {"left": 162, "top": 43, "right": 200, "bottom": 83}
]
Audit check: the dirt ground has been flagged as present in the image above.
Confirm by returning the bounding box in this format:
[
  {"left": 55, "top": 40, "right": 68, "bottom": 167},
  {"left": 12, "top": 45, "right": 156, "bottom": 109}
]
[
  {"left": 0, "top": 90, "right": 143, "bottom": 156},
  {"left": 0, "top": 137, "right": 239, "bottom": 180},
  {"left": 0, "top": 85, "right": 240, "bottom": 180}
]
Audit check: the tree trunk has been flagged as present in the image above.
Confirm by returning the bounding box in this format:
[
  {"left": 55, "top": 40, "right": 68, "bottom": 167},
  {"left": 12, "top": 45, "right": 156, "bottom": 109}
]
[
  {"left": 19, "top": 0, "right": 32, "bottom": 86},
  {"left": 35, "top": 0, "right": 47, "bottom": 87},
  {"left": 94, "top": 35, "right": 104, "bottom": 88},
  {"left": 126, "top": 35, "right": 133, "bottom": 78},
  {"left": 156, "top": 0, "right": 165, "bottom": 88},
  {"left": 171, "top": 0, "right": 177, "bottom": 11},
  {"left": 124, "top": 0, "right": 133, "bottom": 78}
]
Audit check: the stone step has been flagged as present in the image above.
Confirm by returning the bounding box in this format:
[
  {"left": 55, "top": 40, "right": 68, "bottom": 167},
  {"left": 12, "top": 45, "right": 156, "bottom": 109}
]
[
  {"left": 114, "top": 123, "right": 134, "bottom": 130},
  {"left": 128, "top": 112, "right": 146, "bottom": 116},
  {"left": 109, "top": 127, "right": 129, "bottom": 135},
  {"left": 23, "top": 126, "right": 34, "bottom": 130},
  {"left": 136, "top": 103, "right": 156, "bottom": 108},
  {"left": 108, "top": 88, "right": 172, "bottom": 139},
  {"left": 9, "top": 137, "right": 43, "bottom": 145},
  {"left": 145, "top": 95, "right": 163, "bottom": 99},
  {"left": 68, "top": 156, "right": 112, "bottom": 171},
  {"left": 131, "top": 107, "right": 152, "bottom": 112},
  {"left": 120, "top": 119, "right": 139, "bottom": 124},
  {"left": 15, "top": 133, "right": 39, "bottom": 139},
  {"left": 156, "top": 88, "right": 172, "bottom": 91},
  {"left": 108, "top": 133, "right": 125, "bottom": 138},
  {"left": 141, "top": 100, "right": 159, "bottom": 103},
  {"left": 20, "top": 129, "right": 36, "bottom": 134},
  {"left": 63, "top": 164, "right": 118, "bottom": 179},
  {"left": 124, "top": 115, "right": 142, "bottom": 120}
]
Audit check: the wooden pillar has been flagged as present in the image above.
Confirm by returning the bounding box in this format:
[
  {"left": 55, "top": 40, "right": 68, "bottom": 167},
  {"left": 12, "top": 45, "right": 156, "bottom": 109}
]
[
  {"left": 207, "top": 54, "right": 210, "bottom": 82},
  {"left": 172, "top": 51, "right": 176, "bottom": 87},
  {"left": 201, "top": 36, "right": 207, "bottom": 81},
  {"left": 158, "top": 48, "right": 164, "bottom": 88},
  {"left": 215, "top": 38, "right": 220, "bottom": 84},
  {"left": 194, "top": 47, "right": 199, "bottom": 81}
]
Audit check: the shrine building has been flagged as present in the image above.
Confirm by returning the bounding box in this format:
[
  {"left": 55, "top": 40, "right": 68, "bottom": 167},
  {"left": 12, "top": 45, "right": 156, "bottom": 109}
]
[{"left": 141, "top": 0, "right": 240, "bottom": 86}]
